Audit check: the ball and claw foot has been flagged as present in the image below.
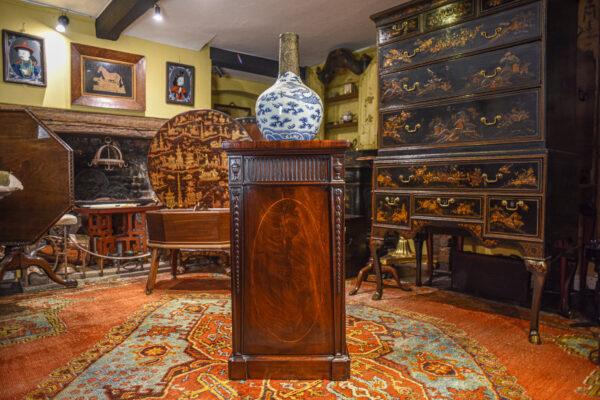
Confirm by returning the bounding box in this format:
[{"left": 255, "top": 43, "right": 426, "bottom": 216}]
[
  {"left": 348, "top": 288, "right": 358, "bottom": 296},
  {"left": 529, "top": 329, "right": 541, "bottom": 345},
  {"left": 371, "top": 291, "right": 382, "bottom": 301},
  {"left": 146, "top": 289, "right": 152, "bottom": 295},
  {"left": 65, "top": 280, "right": 78, "bottom": 288}
]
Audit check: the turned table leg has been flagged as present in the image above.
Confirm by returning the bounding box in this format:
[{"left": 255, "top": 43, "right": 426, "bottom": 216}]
[
  {"left": 414, "top": 235, "right": 424, "bottom": 287},
  {"left": 0, "top": 246, "right": 77, "bottom": 288},
  {"left": 349, "top": 257, "right": 372, "bottom": 296},
  {"left": 525, "top": 259, "right": 548, "bottom": 345},
  {"left": 426, "top": 229, "right": 434, "bottom": 286},
  {"left": 171, "top": 249, "right": 179, "bottom": 279},
  {"left": 371, "top": 240, "right": 384, "bottom": 300},
  {"left": 146, "top": 248, "right": 160, "bottom": 295}
]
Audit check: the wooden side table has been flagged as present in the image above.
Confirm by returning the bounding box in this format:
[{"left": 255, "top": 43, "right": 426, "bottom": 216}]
[
  {"left": 75, "top": 204, "right": 161, "bottom": 257},
  {"left": 224, "top": 140, "right": 351, "bottom": 380}
]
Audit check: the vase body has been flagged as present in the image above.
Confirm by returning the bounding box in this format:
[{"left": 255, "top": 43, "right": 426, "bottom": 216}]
[
  {"left": 255, "top": 33, "right": 323, "bottom": 141},
  {"left": 256, "top": 72, "right": 323, "bottom": 140}
]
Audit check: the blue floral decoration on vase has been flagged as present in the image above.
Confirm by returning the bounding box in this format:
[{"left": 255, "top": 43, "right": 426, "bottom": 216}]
[{"left": 255, "top": 72, "right": 323, "bottom": 140}]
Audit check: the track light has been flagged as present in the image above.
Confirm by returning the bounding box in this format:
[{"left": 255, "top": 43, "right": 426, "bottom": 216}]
[
  {"left": 153, "top": 4, "right": 163, "bottom": 21},
  {"left": 56, "top": 14, "right": 69, "bottom": 32}
]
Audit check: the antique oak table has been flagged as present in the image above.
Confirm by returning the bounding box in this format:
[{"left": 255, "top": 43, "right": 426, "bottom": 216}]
[{"left": 224, "top": 139, "right": 351, "bottom": 380}]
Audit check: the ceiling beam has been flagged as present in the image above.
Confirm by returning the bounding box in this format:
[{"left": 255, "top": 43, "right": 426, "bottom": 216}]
[
  {"left": 95, "top": 0, "right": 155, "bottom": 41},
  {"left": 210, "top": 47, "right": 306, "bottom": 80}
]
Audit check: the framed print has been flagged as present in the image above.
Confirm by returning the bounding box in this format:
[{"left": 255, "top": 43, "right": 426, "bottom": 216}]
[
  {"left": 71, "top": 43, "right": 145, "bottom": 110},
  {"left": 166, "top": 61, "right": 194, "bottom": 106},
  {"left": 3, "top": 29, "right": 46, "bottom": 86}
]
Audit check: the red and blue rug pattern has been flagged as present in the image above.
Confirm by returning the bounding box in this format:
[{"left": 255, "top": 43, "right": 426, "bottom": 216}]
[
  {"left": 24, "top": 292, "right": 529, "bottom": 399},
  {"left": 0, "top": 297, "right": 74, "bottom": 348}
]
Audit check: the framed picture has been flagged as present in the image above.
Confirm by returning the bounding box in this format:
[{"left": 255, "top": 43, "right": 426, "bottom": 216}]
[
  {"left": 166, "top": 62, "right": 194, "bottom": 106},
  {"left": 71, "top": 43, "right": 145, "bottom": 110},
  {"left": 2, "top": 29, "right": 46, "bottom": 86}
]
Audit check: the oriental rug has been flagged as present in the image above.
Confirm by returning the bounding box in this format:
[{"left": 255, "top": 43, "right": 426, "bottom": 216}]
[{"left": 0, "top": 274, "right": 598, "bottom": 399}]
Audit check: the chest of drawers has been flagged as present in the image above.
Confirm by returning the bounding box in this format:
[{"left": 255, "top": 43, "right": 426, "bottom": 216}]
[{"left": 368, "top": 0, "right": 578, "bottom": 344}]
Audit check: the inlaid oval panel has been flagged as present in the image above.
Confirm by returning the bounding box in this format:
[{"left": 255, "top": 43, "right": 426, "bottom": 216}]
[{"left": 249, "top": 198, "right": 327, "bottom": 344}]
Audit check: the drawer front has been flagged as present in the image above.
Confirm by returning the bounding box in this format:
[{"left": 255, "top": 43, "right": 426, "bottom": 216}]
[
  {"left": 378, "top": 15, "right": 420, "bottom": 45},
  {"left": 481, "top": 0, "right": 524, "bottom": 13},
  {"left": 380, "top": 41, "right": 541, "bottom": 107},
  {"left": 423, "top": 0, "right": 475, "bottom": 30},
  {"left": 381, "top": 90, "right": 539, "bottom": 149},
  {"left": 374, "top": 193, "right": 411, "bottom": 227},
  {"left": 379, "top": 2, "right": 541, "bottom": 73},
  {"left": 414, "top": 195, "right": 483, "bottom": 219},
  {"left": 375, "top": 158, "right": 542, "bottom": 192},
  {"left": 486, "top": 196, "right": 541, "bottom": 238}
]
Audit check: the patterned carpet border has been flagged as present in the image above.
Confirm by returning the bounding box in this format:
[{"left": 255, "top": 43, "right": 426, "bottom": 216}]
[
  {"left": 361, "top": 303, "right": 529, "bottom": 400},
  {"left": 23, "top": 294, "right": 230, "bottom": 400}
]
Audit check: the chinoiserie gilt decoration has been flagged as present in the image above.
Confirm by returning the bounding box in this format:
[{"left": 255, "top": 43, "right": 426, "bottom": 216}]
[
  {"left": 361, "top": 0, "right": 579, "bottom": 346},
  {"left": 147, "top": 110, "right": 246, "bottom": 210}
]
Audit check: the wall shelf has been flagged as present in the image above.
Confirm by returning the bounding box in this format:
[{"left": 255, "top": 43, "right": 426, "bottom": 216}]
[
  {"left": 325, "top": 92, "right": 358, "bottom": 104},
  {"left": 325, "top": 121, "right": 358, "bottom": 131}
]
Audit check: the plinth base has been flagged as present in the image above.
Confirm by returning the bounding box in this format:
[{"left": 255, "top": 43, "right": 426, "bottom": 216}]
[{"left": 228, "top": 352, "right": 350, "bottom": 380}]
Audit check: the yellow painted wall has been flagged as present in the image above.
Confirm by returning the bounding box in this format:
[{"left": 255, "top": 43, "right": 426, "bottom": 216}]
[
  {"left": 307, "top": 47, "right": 378, "bottom": 149},
  {"left": 0, "top": 0, "right": 211, "bottom": 118},
  {"left": 211, "top": 74, "right": 271, "bottom": 117}
]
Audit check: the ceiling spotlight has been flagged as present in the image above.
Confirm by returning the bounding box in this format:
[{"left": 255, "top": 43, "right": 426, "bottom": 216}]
[
  {"left": 56, "top": 14, "right": 69, "bottom": 32},
  {"left": 153, "top": 4, "right": 163, "bottom": 21}
]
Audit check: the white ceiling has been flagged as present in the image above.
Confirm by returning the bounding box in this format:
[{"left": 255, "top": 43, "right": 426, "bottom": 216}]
[
  {"left": 29, "top": 0, "right": 111, "bottom": 17},
  {"left": 29, "top": 0, "right": 408, "bottom": 67}
]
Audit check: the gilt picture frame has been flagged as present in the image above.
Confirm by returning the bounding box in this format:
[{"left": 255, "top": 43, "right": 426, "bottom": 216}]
[
  {"left": 71, "top": 43, "right": 146, "bottom": 110},
  {"left": 166, "top": 61, "right": 194, "bottom": 106},
  {"left": 3, "top": 29, "right": 46, "bottom": 87}
]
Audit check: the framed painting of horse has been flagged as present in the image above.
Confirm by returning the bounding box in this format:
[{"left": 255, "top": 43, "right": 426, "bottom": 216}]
[{"left": 70, "top": 43, "right": 145, "bottom": 110}]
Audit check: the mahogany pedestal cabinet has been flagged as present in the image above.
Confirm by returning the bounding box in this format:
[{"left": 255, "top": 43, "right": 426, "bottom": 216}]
[
  {"left": 369, "top": 0, "right": 578, "bottom": 344},
  {"left": 223, "top": 140, "right": 351, "bottom": 380}
]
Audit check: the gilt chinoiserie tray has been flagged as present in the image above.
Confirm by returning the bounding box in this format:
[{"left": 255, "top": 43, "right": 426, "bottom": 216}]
[{"left": 147, "top": 109, "right": 248, "bottom": 209}]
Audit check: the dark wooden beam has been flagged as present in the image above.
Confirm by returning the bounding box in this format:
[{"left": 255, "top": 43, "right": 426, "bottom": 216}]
[
  {"left": 210, "top": 47, "right": 306, "bottom": 80},
  {"left": 96, "top": 0, "right": 155, "bottom": 41}
]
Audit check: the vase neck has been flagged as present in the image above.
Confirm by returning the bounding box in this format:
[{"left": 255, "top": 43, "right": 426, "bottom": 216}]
[{"left": 278, "top": 32, "right": 300, "bottom": 77}]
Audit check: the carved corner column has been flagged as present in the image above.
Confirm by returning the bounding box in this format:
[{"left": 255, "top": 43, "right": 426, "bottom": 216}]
[
  {"left": 227, "top": 156, "right": 244, "bottom": 377},
  {"left": 331, "top": 153, "right": 350, "bottom": 378}
]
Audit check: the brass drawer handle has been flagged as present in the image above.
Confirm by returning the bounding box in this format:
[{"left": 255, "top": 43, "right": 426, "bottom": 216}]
[
  {"left": 399, "top": 174, "right": 414, "bottom": 183},
  {"left": 480, "top": 115, "right": 502, "bottom": 126},
  {"left": 482, "top": 172, "right": 503, "bottom": 183},
  {"left": 392, "top": 21, "right": 408, "bottom": 32},
  {"left": 385, "top": 196, "right": 401, "bottom": 206},
  {"left": 402, "top": 48, "right": 420, "bottom": 58},
  {"left": 436, "top": 197, "right": 455, "bottom": 208},
  {"left": 501, "top": 200, "right": 525, "bottom": 211},
  {"left": 403, "top": 82, "right": 420, "bottom": 92},
  {"left": 404, "top": 123, "right": 421, "bottom": 133},
  {"left": 481, "top": 27, "right": 502, "bottom": 39},
  {"left": 479, "top": 66, "right": 501, "bottom": 79}
]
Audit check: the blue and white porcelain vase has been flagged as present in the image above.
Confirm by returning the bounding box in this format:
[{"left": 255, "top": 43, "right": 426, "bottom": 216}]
[{"left": 255, "top": 33, "right": 323, "bottom": 141}]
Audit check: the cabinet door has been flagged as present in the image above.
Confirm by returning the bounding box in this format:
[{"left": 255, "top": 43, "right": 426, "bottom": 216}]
[{"left": 242, "top": 185, "right": 334, "bottom": 355}]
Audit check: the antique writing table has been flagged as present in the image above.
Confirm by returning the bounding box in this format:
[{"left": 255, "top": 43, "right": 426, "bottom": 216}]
[{"left": 224, "top": 140, "right": 351, "bottom": 380}]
